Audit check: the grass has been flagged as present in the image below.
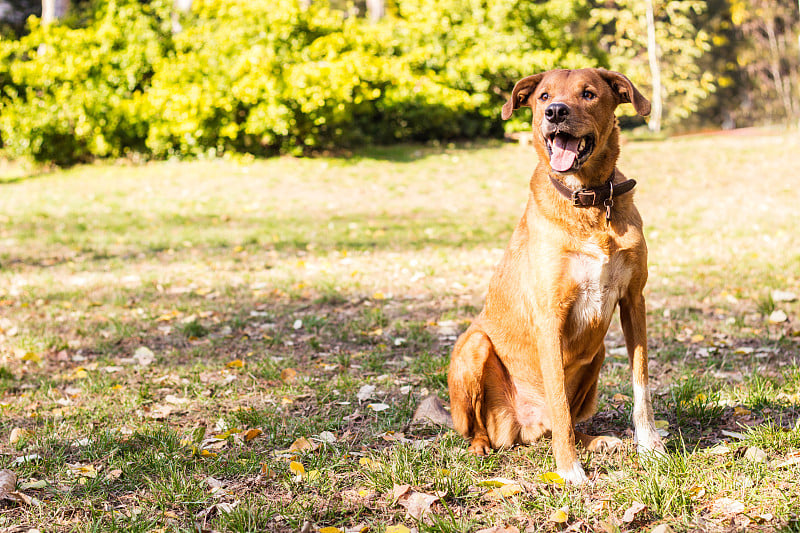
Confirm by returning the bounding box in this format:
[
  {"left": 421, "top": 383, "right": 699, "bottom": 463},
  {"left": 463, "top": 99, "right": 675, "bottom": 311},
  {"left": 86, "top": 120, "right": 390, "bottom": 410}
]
[{"left": 0, "top": 132, "right": 799, "bottom": 532}]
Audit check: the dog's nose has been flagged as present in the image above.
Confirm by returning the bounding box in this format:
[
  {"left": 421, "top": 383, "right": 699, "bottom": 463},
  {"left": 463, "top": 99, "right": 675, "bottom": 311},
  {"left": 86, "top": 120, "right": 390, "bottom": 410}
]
[{"left": 545, "top": 103, "right": 570, "bottom": 124}]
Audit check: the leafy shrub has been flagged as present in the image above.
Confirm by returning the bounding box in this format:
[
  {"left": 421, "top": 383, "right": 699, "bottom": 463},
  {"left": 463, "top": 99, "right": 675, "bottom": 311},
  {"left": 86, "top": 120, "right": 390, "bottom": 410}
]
[
  {"left": 0, "top": 0, "right": 602, "bottom": 163},
  {"left": 0, "top": 1, "right": 172, "bottom": 164}
]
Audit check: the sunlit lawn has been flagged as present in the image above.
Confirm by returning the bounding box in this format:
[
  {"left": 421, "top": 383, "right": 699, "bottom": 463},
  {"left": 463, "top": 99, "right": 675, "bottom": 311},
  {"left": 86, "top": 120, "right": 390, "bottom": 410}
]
[{"left": 0, "top": 132, "right": 799, "bottom": 532}]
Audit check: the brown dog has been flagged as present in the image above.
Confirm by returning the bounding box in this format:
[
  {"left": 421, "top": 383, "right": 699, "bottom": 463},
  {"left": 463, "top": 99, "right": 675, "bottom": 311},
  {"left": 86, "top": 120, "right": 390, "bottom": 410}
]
[{"left": 447, "top": 68, "right": 665, "bottom": 484}]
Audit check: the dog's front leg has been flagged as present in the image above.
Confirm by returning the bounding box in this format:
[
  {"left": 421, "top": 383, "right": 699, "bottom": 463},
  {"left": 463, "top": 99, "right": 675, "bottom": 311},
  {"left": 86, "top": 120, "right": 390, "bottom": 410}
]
[
  {"left": 620, "top": 293, "right": 665, "bottom": 457},
  {"left": 539, "top": 331, "right": 587, "bottom": 484}
]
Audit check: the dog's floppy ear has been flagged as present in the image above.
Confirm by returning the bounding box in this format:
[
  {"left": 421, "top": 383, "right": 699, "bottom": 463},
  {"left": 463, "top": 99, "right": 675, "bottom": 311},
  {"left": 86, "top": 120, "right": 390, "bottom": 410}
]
[
  {"left": 597, "top": 69, "right": 651, "bottom": 117},
  {"left": 501, "top": 73, "right": 546, "bottom": 120}
]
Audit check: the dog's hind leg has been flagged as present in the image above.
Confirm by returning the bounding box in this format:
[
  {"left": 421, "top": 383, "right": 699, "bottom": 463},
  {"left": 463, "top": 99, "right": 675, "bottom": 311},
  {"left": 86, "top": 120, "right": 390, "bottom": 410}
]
[{"left": 448, "top": 327, "right": 515, "bottom": 455}]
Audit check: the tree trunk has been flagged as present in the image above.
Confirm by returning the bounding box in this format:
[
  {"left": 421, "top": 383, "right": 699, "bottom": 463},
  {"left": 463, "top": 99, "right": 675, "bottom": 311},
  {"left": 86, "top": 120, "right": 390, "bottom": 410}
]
[
  {"left": 41, "top": 0, "right": 68, "bottom": 24},
  {"left": 645, "top": 0, "right": 662, "bottom": 133},
  {"left": 366, "top": 0, "right": 384, "bottom": 22}
]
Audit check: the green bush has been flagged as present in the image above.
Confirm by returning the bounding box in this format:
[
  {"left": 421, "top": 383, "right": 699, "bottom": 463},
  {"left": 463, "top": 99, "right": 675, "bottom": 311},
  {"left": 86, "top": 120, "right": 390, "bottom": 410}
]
[
  {"left": 0, "top": 1, "right": 172, "bottom": 164},
  {"left": 0, "top": 0, "right": 602, "bottom": 163}
]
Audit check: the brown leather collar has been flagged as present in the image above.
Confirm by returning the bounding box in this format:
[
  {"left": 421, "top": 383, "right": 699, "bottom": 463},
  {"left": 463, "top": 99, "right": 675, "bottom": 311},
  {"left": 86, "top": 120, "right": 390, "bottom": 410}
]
[
  {"left": 549, "top": 173, "right": 636, "bottom": 207},
  {"left": 549, "top": 172, "right": 636, "bottom": 221}
]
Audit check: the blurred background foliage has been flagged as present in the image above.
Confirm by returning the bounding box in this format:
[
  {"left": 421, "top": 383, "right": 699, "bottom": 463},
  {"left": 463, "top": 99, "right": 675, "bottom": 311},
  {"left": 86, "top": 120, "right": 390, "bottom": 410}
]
[{"left": 0, "top": 0, "right": 797, "bottom": 164}]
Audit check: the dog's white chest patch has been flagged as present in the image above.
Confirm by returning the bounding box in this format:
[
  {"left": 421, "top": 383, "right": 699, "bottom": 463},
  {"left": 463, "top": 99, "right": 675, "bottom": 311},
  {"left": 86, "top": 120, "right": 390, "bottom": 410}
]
[{"left": 568, "top": 244, "right": 623, "bottom": 331}]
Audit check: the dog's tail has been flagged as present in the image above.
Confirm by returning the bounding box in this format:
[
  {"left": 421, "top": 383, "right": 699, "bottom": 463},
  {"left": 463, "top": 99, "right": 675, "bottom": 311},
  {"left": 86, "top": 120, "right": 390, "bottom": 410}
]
[{"left": 411, "top": 394, "right": 454, "bottom": 428}]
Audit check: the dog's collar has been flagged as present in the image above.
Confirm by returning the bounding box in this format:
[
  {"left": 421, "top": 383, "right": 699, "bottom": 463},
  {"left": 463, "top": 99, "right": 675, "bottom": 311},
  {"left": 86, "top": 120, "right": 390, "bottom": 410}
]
[{"left": 549, "top": 172, "right": 636, "bottom": 222}]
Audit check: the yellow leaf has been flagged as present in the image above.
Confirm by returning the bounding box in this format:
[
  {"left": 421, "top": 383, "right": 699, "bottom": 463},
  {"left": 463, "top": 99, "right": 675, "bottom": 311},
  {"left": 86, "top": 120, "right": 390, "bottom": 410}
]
[
  {"left": 200, "top": 450, "right": 217, "bottom": 458},
  {"left": 73, "top": 368, "right": 88, "bottom": 379},
  {"left": 654, "top": 420, "right": 670, "bottom": 429},
  {"left": 478, "top": 477, "right": 517, "bottom": 487},
  {"left": 734, "top": 407, "right": 751, "bottom": 416},
  {"left": 357, "top": 488, "right": 371, "bottom": 497},
  {"left": 289, "top": 461, "right": 305, "bottom": 475},
  {"left": 359, "top": 457, "right": 381, "bottom": 470},
  {"left": 289, "top": 436, "right": 317, "bottom": 452},
  {"left": 372, "top": 292, "right": 385, "bottom": 300},
  {"left": 226, "top": 359, "right": 244, "bottom": 368},
  {"left": 306, "top": 469, "right": 321, "bottom": 481},
  {"left": 693, "top": 393, "right": 707, "bottom": 403},
  {"left": 319, "top": 528, "right": 342, "bottom": 533},
  {"left": 690, "top": 334, "right": 705, "bottom": 343},
  {"left": 281, "top": 368, "right": 298, "bottom": 383},
  {"left": 21, "top": 352, "right": 42, "bottom": 363},
  {"left": 386, "top": 526, "right": 411, "bottom": 533},
  {"left": 163, "top": 511, "right": 179, "bottom": 519},
  {"left": 244, "top": 428, "right": 263, "bottom": 442},
  {"left": 537, "top": 471, "right": 566, "bottom": 485},
  {"left": 549, "top": 507, "right": 569, "bottom": 523}
]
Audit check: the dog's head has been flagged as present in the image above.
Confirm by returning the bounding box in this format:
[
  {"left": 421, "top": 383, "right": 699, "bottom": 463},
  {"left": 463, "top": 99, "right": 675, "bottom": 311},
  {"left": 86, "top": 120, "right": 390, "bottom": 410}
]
[{"left": 501, "top": 68, "right": 650, "bottom": 176}]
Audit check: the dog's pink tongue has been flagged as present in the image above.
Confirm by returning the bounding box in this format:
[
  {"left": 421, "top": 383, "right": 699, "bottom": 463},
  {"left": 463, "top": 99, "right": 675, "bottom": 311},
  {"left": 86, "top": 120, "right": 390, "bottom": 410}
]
[{"left": 550, "top": 135, "right": 580, "bottom": 172}]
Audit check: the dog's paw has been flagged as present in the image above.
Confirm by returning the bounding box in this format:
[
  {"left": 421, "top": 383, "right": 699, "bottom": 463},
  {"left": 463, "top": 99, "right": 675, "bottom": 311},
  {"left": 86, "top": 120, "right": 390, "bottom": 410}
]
[
  {"left": 636, "top": 431, "right": 667, "bottom": 460},
  {"left": 586, "top": 435, "right": 623, "bottom": 454},
  {"left": 557, "top": 460, "right": 589, "bottom": 485},
  {"left": 467, "top": 438, "right": 493, "bottom": 456}
]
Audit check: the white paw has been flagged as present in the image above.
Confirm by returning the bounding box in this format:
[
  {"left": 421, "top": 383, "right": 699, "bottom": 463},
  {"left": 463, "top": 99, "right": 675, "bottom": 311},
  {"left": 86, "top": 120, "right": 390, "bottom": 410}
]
[
  {"left": 636, "top": 430, "right": 667, "bottom": 459},
  {"left": 557, "top": 460, "right": 588, "bottom": 485}
]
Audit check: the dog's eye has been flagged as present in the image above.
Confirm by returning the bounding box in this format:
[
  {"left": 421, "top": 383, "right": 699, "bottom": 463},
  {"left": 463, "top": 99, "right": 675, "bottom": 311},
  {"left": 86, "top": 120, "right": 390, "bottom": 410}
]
[
  {"left": 582, "top": 90, "right": 596, "bottom": 100},
  {"left": 538, "top": 92, "right": 549, "bottom": 101}
]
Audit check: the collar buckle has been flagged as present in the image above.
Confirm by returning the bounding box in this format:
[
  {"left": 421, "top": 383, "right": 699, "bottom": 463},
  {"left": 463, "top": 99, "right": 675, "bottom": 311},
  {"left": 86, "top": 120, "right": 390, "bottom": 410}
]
[{"left": 572, "top": 189, "right": 595, "bottom": 207}]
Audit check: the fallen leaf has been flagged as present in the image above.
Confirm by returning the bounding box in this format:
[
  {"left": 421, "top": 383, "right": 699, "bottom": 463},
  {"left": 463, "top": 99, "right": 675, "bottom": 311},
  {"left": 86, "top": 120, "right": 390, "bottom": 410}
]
[
  {"left": 243, "top": 428, "right": 262, "bottom": 442},
  {"left": 478, "top": 477, "right": 518, "bottom": 487},
  {"left": 372, "top": 292, "right": 386, "bottom": 300},
  {"left": 690, "top": 334, "right": 705, "bottom": 343},
  {"left": 21, "top": 352, "right": 41, "bottom": 363},
  {"left": 289, "top": 436, "right": 318, "bottom": 452},
  {"left": 67, "top": 464, "right": 97, "bottom": 478},
  {"left": 9, "top": 428, "right": 30, "bottom": 445},
  {"left": 411, "top": 395, "right": 452, "bottom": 427},
  {"left": 317, "top": 431, "right": 336, "bottom": 444},
  {"left": 622, "top": 502, "right": 647, "bottom": 523},
  {"left": 281, "top": 368, "right": 298, "bottom": 383},
  {"left": 226, "top": 359, "right": 244, "bottom": 369},
  {"left": 385, "top": 526, "right": 411, "bottom": 533},
  {"left": 768, "top": 310, "right": 788, "bottom": 324},
  {"left": 368, "top": 402, "right": 390, "bottom": 412},
  {"left": 11, "top": 454, "right": 42, "bottom": 465},
  {"left": 356, "top": 384, "right": 376, "bottom": 402},
  {"left": 536, "top": 472, "right": 566, "bottom": 485},
  {"left": 744, "top": 446, "right": 768, "bottom": 463},
  {"left": 711, "top": 497, "right": 744, "bottom": 516},
  {"left": 392, "top": 483, "right": 412, "bottom": 502},
  {"left": 164, "top": 394, "right": 189, "bottom": 406},
  {"left": 289, "top": 461, "right": 305, "bottom": 476},
  {"left": 133, "top": 346, "right": 155, "bottom": 367},
  {"left": 320, "top": 528, "right": 343, "bottom": 533},
  {"left": 772, "top": 290, "right": 797, "bottom": 302},
  {"left": 549, "top": 506, "right": 569, "bottom": 523},
  {"left": 484, "top": 484, "right": 523, "bottom": 500},
  {"left": 733, "top": 407, "right": 751, "bottom": 417},
  {"left": 395, "top": 487, "right": 439, "bottom": 520},
  {"left": 612, "top": 393, "right": 631, "bottom": 402},
  {"left": 359, "top": 457, "right": 381, "bottom": 470},
  {"left": 706, "top": 444, "right": 731, "bottom": 455},
  {"left": 106, "top": 469, "right": 122, "bottom": 481}
]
